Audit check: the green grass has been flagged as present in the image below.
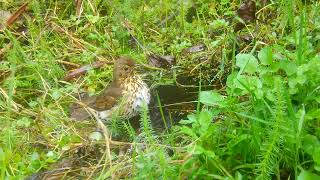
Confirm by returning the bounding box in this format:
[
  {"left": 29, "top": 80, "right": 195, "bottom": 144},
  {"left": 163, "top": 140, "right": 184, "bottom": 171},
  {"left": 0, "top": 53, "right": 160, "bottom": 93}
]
[{"left": 1, "top": 0, "right": 320, "bottom": 179}]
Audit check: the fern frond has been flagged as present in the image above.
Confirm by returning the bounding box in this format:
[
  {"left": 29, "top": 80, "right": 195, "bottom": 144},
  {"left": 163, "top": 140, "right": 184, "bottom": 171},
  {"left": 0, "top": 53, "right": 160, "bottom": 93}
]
[
  {"left": 257, "top": 78, "right": 286, "bottom": 179},
  {"left": 139, "top": 103, "right": 156, "bottom": 143}
]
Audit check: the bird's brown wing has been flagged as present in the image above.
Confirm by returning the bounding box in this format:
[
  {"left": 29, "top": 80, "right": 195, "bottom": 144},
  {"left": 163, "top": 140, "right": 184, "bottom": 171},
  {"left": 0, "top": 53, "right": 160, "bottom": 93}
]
[
  {"left": 69, "top": 96, "right": 97, "bottom": 121},
  {"left": 91, "top": 85, "right": 122, "bottom": 111},
  {"left": 69, "top": 82, "right": 123, "bottom": 120}
]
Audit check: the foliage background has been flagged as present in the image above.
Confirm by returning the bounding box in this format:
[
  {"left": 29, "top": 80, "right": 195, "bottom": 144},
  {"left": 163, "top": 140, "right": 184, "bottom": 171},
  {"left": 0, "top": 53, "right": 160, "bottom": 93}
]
[{"left": 0, "top": 0, "right": 320, "bottom": 179}]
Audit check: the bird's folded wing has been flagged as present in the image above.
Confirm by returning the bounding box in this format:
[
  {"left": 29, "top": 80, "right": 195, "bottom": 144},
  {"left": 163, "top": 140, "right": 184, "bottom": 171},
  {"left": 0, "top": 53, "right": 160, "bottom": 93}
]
[
  {"left": 69, "top": 96, "right": 96, "bottom": 120},
  {"left": 69, "top": 83, "right": 123, "bottom": 120},
  {"left": 92, "top": 85, "right": 122, "bottom": 110}
]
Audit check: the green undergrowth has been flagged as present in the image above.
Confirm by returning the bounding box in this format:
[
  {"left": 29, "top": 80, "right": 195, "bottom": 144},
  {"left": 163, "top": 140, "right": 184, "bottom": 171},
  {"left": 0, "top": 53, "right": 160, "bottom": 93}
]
[{"left": 0, "top": 0, "right": 320, "bottom": 179}]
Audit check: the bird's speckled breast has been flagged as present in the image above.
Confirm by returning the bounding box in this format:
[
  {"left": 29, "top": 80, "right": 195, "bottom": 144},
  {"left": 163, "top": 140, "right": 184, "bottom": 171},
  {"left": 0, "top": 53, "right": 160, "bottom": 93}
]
[{"left": 98, "top": 75, "right": 150, "bottom": 120}]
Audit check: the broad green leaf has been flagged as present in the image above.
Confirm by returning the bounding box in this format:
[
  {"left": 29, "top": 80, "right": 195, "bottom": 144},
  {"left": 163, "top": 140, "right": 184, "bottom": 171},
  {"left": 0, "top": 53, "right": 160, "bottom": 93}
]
[
  {"left": 198, "top": 110, "right": 213, "bottom": 125},
  {"left": 226, "top": 71, "right": 238, "bottom": 90},
  {"left": 238, "top": 75, "right": 261, "bottom": 92},
  {"left": 236, "top": 53, "right": 259, "bottom": 74},
  {"left": 194, "top": 145, "right": 216, "bottom": 158},
  {"left": 86, "top": 15, "right": 100, "bottom": 24},
  {"left": 179, "top": 120, "right": 194, "bottom": 125},
  {"left": 306, "top": 109, "right": 320, "bottom": 120},
  {"left": 298, "top": 170, "right": 320, "bottom": 180},
  {"left": 0, "top": 148, "right": 4, "bottom": 162},
  {"left": 288, "top": 76, "right": 299, "bottom": 94},
  {"left": 302, "top": 134, "right": 320, "bottom": 155},
  {"left": 179, "top": 114, "right": 197, "bottom": 125},
  {"left": 89, "top": 131, "right": 103, "bottom": 141},
  {"left": 199, "top": 90, "right": 225, "bottom": 106},
  {"left": 235, "top": 171, "right": 243, "bottom": 180},
  {"left": 187, "top": 114, "right": 197, "bottom": 122},
  {"left": 227, "top": 73, "right": 263, "bottom": 96},
  {"left": 209, "top": 19, "right": 229, "bottom": 29},
  {"left": 196, "top": 110, "right": 215, "bottom": 136},
  {"left": 261, "top": 74, "right": 274, "bottom": 86},
  {"left": 180, "top": 126, "right": 198, "bottom": 139},
  {"left": 16, "top": 117, "right": 31, "bottom": 127},
  {"left": 269, "top": 61, "right": 281, "bottom": 72},
  {"left": 279, "top": 60, "right": 297, "bottom": 76},
  {"left": 51, "top": 90, "right": 61, "bottom": 100},
  {"left": 28, "top": 100, "right": 38, "bottom": 108},
  {"left": 313, "top": 147, "right": 320, "bottom": 171},
  {"left": 296, "top": 66, "right": 307, "bottom": 84},
  {"left": 46, "top": 151, "right": 58, "bottom": 163},
  {"left": 30, "top": 152, "right": 39, "bottom": 161},
  {"left": 258, "top": 47, "right": 273, "bottom": 65},
  {"left": 46, "top": 151, "right": 55, "bottom": 157}
]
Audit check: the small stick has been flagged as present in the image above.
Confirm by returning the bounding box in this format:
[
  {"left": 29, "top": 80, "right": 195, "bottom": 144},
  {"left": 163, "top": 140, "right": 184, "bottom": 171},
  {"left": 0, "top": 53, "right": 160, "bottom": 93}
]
[
  {"left": 57, "top": 60, "right": 80, "bottom": 68},
  {"left": 75, "top": 0, "right": 83, "bottom": 18},
  {"left": 5, "top": 2, "right": 29, "bottom": 27}
]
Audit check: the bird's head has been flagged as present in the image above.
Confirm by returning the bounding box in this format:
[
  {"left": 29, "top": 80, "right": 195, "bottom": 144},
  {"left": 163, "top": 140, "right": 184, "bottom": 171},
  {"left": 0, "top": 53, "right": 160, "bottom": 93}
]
[{"left": 113, "top": 56, "right": 136, "bottom": 81}]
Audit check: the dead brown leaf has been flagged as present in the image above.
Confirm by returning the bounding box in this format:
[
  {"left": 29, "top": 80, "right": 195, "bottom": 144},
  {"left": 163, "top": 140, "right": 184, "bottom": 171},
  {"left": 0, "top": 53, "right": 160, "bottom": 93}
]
[
  {"left": 0, "top": 10, "right": 11, "bottom": 28},
  {"left": 0, "top": 70, "right": 10, "bottom": 84},
  {"left": 182, "top": 44, "right": 206, "bottom": 54},
  {"left": 148, "top": 54, "right": 175, "bottom": 68},
  {"left": 237, "top": 0, "right": 256, "bottom": 23},
  {"left": 25, "top": 157, "right": 75, "bottom": 180},
  {"left": 235, "top": 0, "right": 256, "bottom": 32}
]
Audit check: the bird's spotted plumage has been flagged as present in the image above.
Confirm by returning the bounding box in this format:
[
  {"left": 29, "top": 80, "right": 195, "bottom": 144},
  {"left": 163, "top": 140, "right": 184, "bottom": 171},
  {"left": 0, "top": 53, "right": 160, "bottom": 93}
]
[
  {"left": 97, "top": 75, "right": 150, "bottom": 119},
  {"left": 70, "top": 57, "right": 150, "bottom": 121}
]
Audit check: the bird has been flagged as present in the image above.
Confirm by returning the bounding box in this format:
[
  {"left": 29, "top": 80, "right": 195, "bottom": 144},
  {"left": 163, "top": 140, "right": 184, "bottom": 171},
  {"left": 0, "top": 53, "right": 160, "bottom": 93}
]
[{"left": 69, "top": 57, "right": 151, "bottom": 121}]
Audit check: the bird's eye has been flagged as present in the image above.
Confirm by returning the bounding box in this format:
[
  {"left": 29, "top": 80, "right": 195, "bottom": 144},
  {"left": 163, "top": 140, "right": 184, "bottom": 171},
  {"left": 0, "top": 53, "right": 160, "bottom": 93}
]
[{"left": 124, "top": 67, "right": 129, "bottom": 71}]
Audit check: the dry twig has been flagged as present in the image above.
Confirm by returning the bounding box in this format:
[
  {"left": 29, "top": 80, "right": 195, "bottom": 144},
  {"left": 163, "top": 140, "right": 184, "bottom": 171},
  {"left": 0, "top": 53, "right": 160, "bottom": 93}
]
[{"left": 3, "top": 2, "right": 28, "bottom": 29}]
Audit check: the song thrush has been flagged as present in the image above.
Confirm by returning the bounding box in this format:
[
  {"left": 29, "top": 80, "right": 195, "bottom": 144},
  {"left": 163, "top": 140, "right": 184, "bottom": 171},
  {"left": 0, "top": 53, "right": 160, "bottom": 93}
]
[{"left": 70, "top": 57, "right": 150, "bottom": 121}]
